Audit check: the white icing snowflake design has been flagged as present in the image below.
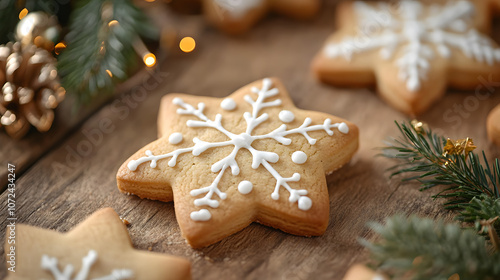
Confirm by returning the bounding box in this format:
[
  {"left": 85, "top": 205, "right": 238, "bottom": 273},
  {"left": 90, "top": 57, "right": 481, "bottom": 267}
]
[
  {"left": 128, "top": 78, "right": 349, "bottom": 221},
  {"left": 214, "top": 0, "right": 264, "bottom": 18},
  {"left": 325, "top": 0, "right": 500, "bottom": 92},
  {"left": 41, "top": 250, "right": 133, "bottom": 280}
]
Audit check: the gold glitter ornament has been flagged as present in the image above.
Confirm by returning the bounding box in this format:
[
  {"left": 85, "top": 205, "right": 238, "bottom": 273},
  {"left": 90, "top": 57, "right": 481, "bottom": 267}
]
[
  {"left": 443, "top": 138, "right": 476, "bottom": 158},
  {"left": 0, "top": 42, "right": 65, "bottom": 139},
  {"left": 411, "top": 119, "right": 427, "bottom": 135}
]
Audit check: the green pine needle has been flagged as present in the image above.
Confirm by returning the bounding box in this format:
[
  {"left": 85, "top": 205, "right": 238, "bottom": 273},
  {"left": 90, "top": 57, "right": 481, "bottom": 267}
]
[
  {"left": 362, "top": 215, "right": 500, "bottom": 280},
  {"left": 457, "top": 195, "right": 500, "bottom": 238},
  {"left": 0, "top": 0, "right": 20, "bottom": 44},
  {"left": 382, "top": 121, "right": 500, "bottom": 210},
  {"left": 58, "top": 0, "right": 157, "bottom": 105}
]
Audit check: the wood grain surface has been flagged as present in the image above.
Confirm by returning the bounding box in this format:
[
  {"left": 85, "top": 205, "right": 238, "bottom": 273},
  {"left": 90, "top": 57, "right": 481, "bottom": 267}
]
[{"left": 2, "top": 1, "right": 500, "bottom": 279}]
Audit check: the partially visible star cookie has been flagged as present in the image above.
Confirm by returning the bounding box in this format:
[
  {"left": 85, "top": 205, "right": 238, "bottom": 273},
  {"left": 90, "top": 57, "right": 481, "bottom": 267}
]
[
  {"left": 312, "top": 0, "right": 500, "bottom": 115},
  {"left": 4, "top": 208, "right": 191, "bottom": 280},
  {"left": 202, "top": 0, "right": 320, "bottom": 34},
  {"left": 117, "top": 78, "right": 359, "bottom": 248},
  {"left": 342, "top": 265, "right": 385, "bottom": 280},
  {"left": 487, "top": 103, "right": 500, "bottom": 146}
]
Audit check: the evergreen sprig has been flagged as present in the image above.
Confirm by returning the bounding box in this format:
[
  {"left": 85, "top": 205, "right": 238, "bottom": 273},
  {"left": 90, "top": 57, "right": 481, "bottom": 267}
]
[
  {"left": 373, "top": 121, "right": 500, "bottom": 279},
  {"left": 382, "top": 121, "right": 500, "bottom": 210},
  {"left": 457, "top": 195, "right": 500, "bottom": 241},
  {"left": 0, "top": 0, "right": 22, "bottom": 44},
  {"left": 362, "top": 215, "right": 500, "bottom": 280},
  {"left": 58, "top": 0, "right": 157, "bottom": 104}
]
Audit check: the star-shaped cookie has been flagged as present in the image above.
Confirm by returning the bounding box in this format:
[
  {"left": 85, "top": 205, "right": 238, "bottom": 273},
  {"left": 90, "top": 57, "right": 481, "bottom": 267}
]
[
  {"left": 312, "top": 0, "right": 500, "bottom": 115},
  {"left": 201, "top": 0, "right": 320, "bottom": 34},
  {"left": 117, "top": 78, "right": 359, "bottom": 248},
  {"left": 487, "top": 103, "right": 500, "bottom": 146},
  {"left": 4, "top": 208, "right": 191, "bottom": 279}
]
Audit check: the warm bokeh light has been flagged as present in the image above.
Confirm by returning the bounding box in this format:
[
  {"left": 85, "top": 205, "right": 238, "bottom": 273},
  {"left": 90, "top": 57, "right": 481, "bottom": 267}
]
[
  {"left": 54, "top": 42, "right": 67, "bottom": 55},
  {"left": 19, "top": 8, "right": 28, "bottom": 20},
  {"left": 106, "top": 69, "right": 113, "bottom": 77},
  {"left": 33, "top": 36, "right": 43, "bottom": 46},
  {"left": 143, "top": 53, "right": 156, "bottom": 67},
  {"left": 99, "top": 42, "right": 105, "bottom": 54},
  {"left": 108, "top": 20, "right": 119, "bottom": 27},
  {"left": 145, "top": 0, "right": 156, "bottom": 2},
  {"left": 33, "top": 35, "right": 54, "bottom": 51},
  {"left": 179, "top": 37, "right": 196, "bottom": 53}
]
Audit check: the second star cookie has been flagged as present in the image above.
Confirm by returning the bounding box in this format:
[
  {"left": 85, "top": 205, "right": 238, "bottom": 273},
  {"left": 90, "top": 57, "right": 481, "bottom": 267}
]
[
  {"left": 202, "top": 0, "right": 320, "bottom": 34},
  {"left": 4, "top": 208, "right": 191, "bottom": 280},
  {"left": 312, "top": 0, "right": 500, "bottom": 115},
  {"left": 117, "top": 78, "right": 358, "bottom": 248},
  {"left": 487, "top": 103, "right": 500, "bottom": 146}
]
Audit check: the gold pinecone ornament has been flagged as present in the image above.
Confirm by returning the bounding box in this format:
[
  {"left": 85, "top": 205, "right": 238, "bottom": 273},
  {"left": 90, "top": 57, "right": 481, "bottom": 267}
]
[{"left": 0, "top": 42, "right": 65, "bottom": 139}]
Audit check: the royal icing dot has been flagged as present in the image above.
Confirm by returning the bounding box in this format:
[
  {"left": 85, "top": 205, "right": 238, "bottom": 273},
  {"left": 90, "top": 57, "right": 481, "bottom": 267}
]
[
  {"left": 127, "top": 160, "right": 138, "bottom": 171},
  {"left": 190, "top": 209, "right": 211, "bottom": 221},
  {"left": 220, "top": 98, "right": 237, "bottom": 111},
  {"left": 168, "top": 132, "right": 183, "bottom": 145},
  {"left": 238, "top": 180, "right": 253, "bottom": 194},
  {"left": 291, "top": 151, "right": 307, "bottom": 164},
  {"left": 298, "top": 196, "right": 312, "bottom": 211},
  {"left": 279, "top": 110, "right": 295, "bottom": 123},
  {"left": 338, "top": 122, "right": 349, "bottom": 134}
]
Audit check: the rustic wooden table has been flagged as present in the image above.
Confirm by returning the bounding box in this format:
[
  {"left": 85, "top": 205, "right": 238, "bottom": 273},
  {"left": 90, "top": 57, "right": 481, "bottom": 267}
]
[{"left": 2, "top": 1, "right": 500, "bottom": 279}]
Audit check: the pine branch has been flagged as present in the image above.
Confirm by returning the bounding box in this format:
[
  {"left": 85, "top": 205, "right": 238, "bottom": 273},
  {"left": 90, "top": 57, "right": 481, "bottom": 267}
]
[
  {"left": 382, "top": 121, "right": 500, "bottom": 210},
  {"left": 362, "top": 215, "right": 500, "bottom": 280},
  {"left": 57, "top": 0, "right": 157, "bottom": 105},
  {"left": 457, "top": 195, "right": 500, "bottom": 247},
  {"left": 0, "top": 0, "right": 20, "bottom": 44},
  {"left": 24, "top": 0, "right": 65, "bottom": 14}
]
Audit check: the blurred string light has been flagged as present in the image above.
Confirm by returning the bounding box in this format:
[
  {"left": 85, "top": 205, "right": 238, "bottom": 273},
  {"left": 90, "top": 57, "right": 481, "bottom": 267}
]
[
  {"left": 99, "top": 41, "right": 105, "bottom": 54},
  {"left": 108, "top": 20, "right": 119, "bottom": 27},
  {"left": 54, "top": 42, "right": 67, "bottom": 55},
  {"left": 143, "top": 53, "right": 156, "bottom": 67},
  {"left": 19, "top": 8, "right": 28, "bottom": 20},
  {"left": 132, "top": 35, "right": 156, "bottom": 67},
  {"left": 179, "top": 37, "right": 195, "bottom": 53},
  {"left": 106, "top": 19, "right": 156, "bottom": 67},
  {"left": 106, "top": 69, "right": 113, "bottom": 77}
]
